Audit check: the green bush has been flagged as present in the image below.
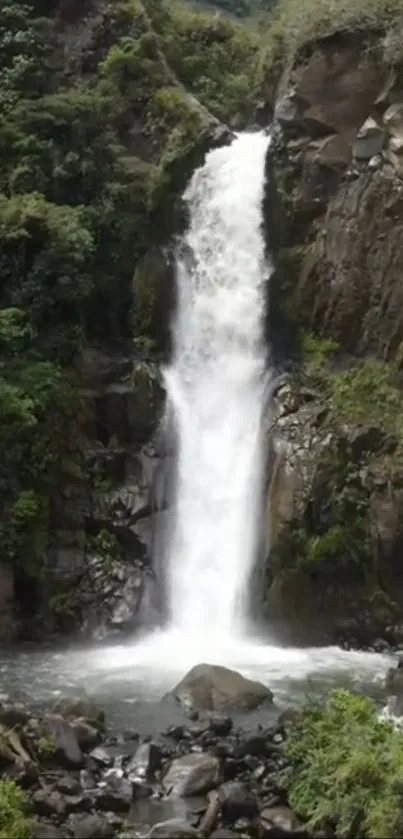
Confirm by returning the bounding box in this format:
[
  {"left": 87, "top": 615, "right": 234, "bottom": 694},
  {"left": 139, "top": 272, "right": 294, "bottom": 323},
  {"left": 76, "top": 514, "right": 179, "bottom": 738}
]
[
  {"left": 0, "top": 780, "right": 31, "bottom": 838},
  {"left": 284, "top": 689, "right": 403, "bottom": 838}
]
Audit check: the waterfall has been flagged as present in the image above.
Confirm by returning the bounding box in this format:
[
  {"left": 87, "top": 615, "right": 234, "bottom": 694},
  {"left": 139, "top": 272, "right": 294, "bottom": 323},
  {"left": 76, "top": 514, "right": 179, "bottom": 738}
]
[{"left": 163, "top": 132, "right": 271, "bottom": 639}]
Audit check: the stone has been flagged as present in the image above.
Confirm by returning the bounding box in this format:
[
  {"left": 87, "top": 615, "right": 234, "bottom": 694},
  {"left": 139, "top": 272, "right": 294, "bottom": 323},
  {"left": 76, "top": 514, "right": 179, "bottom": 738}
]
[
  {"left": 32, "top": 822, "right": 65, "bottom": 839},
  {"left": 236, "top": 734, "right": 270, "bottom": 759},
  {"left": 274, "top": 94, "right": 300, "bottom": 132},
  {"left": 0, "top": 701, "right": 28, "bottom": 727},
  {"left": 43, "top": 714, "right": 82, "bottom": 765},
  {"left": 163, "top": 752, "right": 220, "bottom": 796},
  {"left": 69, "top": 813, "right": 114, "bottom": 839},
  {"left": 56, "top": 775, "right": 81, "bottom": 795},
  {"left": 144, "top": 819, "right": 199, "bottom": 838},
  {"left": 126, "top": 741, "right": 162, "bottom": 781},
  {"left": 52, "top": 697, "right": 105, "bottom": 729},
  {"left": 71, "top": 718, "right": 100, "bottom": 750},
  {"left": 32, "top": 789, "right": 67, "bottom": 817},
  {"left": 353, "top": 117, "right": 385, "bottom": 159},
  {"left": 88, "top": 745, "right": 113, "bottom": 767},
  {"left": 218, "top": 781, "right": 258, "bottom": 822},
  {"left": 259, "top": 806, "right": 302, "bottom": 837},
  {"left": 96, "top": 772, "right": 133, "bottom": 812},
  {"left": 172, "top": 663, "right": 273, "bottom": 712},
  {"left": 383, "top": 103, "right": 403, "bottom": 141},
  {"left": 209, "top": 715, "right": 233, "bottom": 736}
]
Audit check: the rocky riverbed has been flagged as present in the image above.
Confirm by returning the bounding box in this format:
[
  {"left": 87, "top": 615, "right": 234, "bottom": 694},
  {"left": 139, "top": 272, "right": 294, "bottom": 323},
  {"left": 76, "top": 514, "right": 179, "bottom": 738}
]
[{"left": 2, "top": 660, "right": 403, "bottom": 839}]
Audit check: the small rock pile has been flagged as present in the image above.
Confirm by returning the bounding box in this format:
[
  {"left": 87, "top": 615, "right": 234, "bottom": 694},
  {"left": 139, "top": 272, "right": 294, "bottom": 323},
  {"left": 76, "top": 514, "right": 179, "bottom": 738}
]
[{"left": 0, "top": 664, "right": 308, "bottom": 839}]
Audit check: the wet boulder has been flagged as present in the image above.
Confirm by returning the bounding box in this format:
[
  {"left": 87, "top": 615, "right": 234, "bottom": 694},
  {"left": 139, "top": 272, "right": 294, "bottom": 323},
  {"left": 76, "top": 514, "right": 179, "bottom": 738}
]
[
  {"left": 42, "top": 714, "right": 82, "bottom": 766},
  {"left": 259, "top": 806, "right": 302, "bottom": 837},
  {"left": 69, "top": 813, "right": 115, "bottom": 839},
  {"left": 218, "top": 781, "right": 259, "bottom": 822},
  {"left": 52, "top": 697, "right": 105, "bottom": 730},
  {"left": 163, "top": 752, "right": 220, "bottom": 796},
  {"left": 144, "top": 819, "right": 198, "bottom": 838},
  {"left": 171, "top": 663, "right": 273, "bottom": 712}
]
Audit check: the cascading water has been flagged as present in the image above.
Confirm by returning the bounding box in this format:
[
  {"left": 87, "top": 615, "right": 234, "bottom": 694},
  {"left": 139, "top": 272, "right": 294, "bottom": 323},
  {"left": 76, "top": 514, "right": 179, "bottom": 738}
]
[{"left": 163, "top": 131, "right": 271, "bottom": 638}]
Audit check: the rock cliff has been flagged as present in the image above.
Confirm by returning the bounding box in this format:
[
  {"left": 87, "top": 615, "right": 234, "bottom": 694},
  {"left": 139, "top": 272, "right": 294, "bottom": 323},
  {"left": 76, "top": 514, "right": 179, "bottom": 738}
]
[{"left": 265, "top": 24, "right": 403, "bottom": 645}]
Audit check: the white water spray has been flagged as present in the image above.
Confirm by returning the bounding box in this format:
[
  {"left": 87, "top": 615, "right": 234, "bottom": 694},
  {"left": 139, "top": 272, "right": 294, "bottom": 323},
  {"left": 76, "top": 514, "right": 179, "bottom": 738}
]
[{"left": 163, "top": 132, "right": 271, "bottom": 637}]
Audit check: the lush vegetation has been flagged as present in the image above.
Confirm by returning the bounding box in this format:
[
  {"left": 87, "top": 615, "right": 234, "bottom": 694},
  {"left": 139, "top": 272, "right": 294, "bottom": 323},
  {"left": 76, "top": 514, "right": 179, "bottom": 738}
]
[
  {"left": 0, "top": 780, "right": 31, "bottom": 838},
  {"left": 285, "top": 689, "right": 403, "bottom": 838},
  {"left": 0, "top": 0, "right": 262, "bottom": 581}
]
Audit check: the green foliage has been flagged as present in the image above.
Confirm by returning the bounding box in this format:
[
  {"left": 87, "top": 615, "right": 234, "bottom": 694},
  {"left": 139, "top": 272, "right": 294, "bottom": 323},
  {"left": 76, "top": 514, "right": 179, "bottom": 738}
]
[
  {"left": 36, "top": 735, "right": 56, "bottom": 760},
  {"left": 302, "top": 332, "right": 339, "bottom": 374},
  {"left": 285, "top": 689, "right": 403, "bottom": 838},
  {"left": 261, "top": 0, "right": 403, "bottom": 83},
  {"left": 328, "top": 360, "right": 403, "bottom": 436},
  {"left": 0, "top": 780, "right": 32, "bottom": 839}
]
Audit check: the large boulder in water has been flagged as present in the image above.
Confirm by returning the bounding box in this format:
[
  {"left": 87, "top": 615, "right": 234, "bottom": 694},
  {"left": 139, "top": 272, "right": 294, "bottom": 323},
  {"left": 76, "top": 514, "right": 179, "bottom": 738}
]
[{"left": 170, "top": 663, "right": 273, "bottom": 712}]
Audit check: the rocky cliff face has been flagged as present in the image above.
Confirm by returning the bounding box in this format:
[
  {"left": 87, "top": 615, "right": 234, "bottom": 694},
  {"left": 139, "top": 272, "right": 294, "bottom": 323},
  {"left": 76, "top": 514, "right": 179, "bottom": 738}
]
[{"left": 265, "top": 28, "right": 403, "bottom": 646}]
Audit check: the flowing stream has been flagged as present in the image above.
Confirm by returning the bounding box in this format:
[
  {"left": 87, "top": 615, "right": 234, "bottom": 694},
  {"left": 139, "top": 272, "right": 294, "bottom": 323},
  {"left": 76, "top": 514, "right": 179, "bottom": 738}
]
[{"left": 0, "top": 132, "right": 395, "bottom": 726}]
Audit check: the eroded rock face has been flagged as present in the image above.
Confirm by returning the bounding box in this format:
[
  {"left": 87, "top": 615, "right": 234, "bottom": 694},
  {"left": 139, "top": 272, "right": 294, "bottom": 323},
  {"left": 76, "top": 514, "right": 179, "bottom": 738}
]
[{"left": 171, "top": 664, "right": 273, "bottom": 712}]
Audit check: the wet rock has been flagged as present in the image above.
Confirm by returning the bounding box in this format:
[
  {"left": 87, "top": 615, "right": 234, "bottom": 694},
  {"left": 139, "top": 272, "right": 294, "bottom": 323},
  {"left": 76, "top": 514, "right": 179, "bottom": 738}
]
[
  {"left": 209, "top": 715, "right": 233, "bottom": 736},
  {"left": 43, "top": 714, "right": 82, "bottom": 766},
  {"left": 353, "top": 117, "right": 385, "bottom": 159},
  {"left": 56, "top": 775, "right": 81, "bottom": 795},
  {"left": 259, "top": 806, "right": 302, "bottom": 837},
  {"left": 88, "top": 745, "right": 113, "bottom": 767},
  {"left": 126, "top": 741, "right": 162, "bottom": 781},
  {"left": 53, "top": 697, "right": 105, "bottom": 730},
  {"left": 32, "top": 788, "right": 67, "bottom": 817},
  {"left": 69, "top": 813, "right": 115, "bottom": 839},
  {"left": 80, "top": 768, "right": 96, "bottom": 791},
  {"left": 171, "top": 663, "right": 273, "bottom": 712},
  {"left": 96, "top": 771, "right": 133, "bottom": 811},
  {"left": 163, "top": 752, "right": 220, "bottom": 796},
  {"left": 218, "top": 781, "right": 259, "bottom": 822},
  {"left": 0, "top": 701, "right": 29, "bottom": 727},
  {"left": 236, "top": 734, "right": 270, "bottom": 759},
  {"left": 32, "top": 821, "right": 65, "bottom": 839},
  {"left": 211, "top": 830, "right": 237, "bottom": 839},
  {"left": 71, "top": 718, "right": 100, "bottom": 750},
  {"left": 144, "top": 818, "right": 199, "bottom": 838}
]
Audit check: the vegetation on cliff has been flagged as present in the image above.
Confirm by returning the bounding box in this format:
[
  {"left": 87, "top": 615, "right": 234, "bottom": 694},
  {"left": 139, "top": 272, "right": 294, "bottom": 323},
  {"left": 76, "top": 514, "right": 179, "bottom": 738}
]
[
  {"left": 0, "top": 0, "right": 260, "bottom": 584},
  {"left": 285, "top": 689, "right": 403, "bottom": 838}
]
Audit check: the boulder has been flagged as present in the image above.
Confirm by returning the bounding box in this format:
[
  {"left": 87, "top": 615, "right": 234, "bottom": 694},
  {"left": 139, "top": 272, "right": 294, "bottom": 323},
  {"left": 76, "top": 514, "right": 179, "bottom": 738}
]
[
  {"left": 43, "top": 714, "right": 82, "bottom": 766},
  {"left": 163, "top": 752, "right": 220, "bottom": 796},
  {"left": 353, "top": 117, "right": 385, "bottom": 159},
  {"left": 218, "top": 781, "right": 259, "bottom": 822},
  {"left": 171, "top": 663, "right": 273, "bottom": 711},
  {"left": 259, "top": 806, "right": 302, "bottom": 837},
  {"left": 52, "top": 697, "right": 105, "bottom": 730},
  {"left": 69, "top": 813, "right": 115, "bottom": 839},
  {"left": 95, "top": 771, "right": 133, "bottom": 812},
  {"left": 126, "top": 741, "right": 163, "bottom": 782},
  {"left": 144, "top": 819, "right": 198, "bottom": 838}
]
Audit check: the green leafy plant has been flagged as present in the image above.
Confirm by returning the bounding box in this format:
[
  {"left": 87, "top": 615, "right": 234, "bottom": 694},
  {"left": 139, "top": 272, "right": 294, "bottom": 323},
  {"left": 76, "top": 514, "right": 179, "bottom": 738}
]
[
  {"left": 284, "top": 689, "right": 403, "bottom": 838},
  {"left": 0, "top": 780, "right": 32, "bottom": 838}
]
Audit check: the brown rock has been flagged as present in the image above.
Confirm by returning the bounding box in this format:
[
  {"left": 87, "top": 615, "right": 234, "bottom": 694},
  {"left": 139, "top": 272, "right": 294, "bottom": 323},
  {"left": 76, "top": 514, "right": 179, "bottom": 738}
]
[{"left": 171, "top": 663, "right": 273, "bottom": 712}]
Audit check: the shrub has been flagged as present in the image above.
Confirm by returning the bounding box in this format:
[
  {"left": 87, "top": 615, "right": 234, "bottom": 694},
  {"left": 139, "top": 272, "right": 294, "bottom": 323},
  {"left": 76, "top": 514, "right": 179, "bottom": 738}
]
[
  {"left": 284, "top": 689, "right": 403, "bottom": 838},
  {"left": 0, "top": 780, "right": 31, "bottom": 838}
]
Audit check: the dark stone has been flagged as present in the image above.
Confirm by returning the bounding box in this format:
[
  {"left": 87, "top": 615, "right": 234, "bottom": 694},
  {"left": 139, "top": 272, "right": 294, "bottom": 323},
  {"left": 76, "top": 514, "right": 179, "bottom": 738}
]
[
  {"left": 163, "top": 753, "right": 220, "bottom": 796},
  {"left": 43, "top": 713, "right": 82, "bottom": 766},
  {"left": 218, "top": 781, "right": 259, "bottom": 822},
  {"left": 236, "top": 734, "right": 269, "bottom": 758},
  {"left": 144, "top": 819, "right": 199, "bottom": 838},
  {"left": 96, "top": 772, "right": 133, "bottom": 812},
  {"left": 69, "top": 813, "right": 115, "bottom": 839},
  {"left": 126, "top": 741, "right": 162, "bottom": 781},
  {"left": 209, "top": 715, "right": 233, "bottom": 736},
  {"left": 53, "top": 697, "right": 105, "bottom": 730},
  {"left": 71, "top": 718, "right": 100, "bottom": 750},
  {"left": 32, "top": 789, "right": 67, "bottom": 817},
  {"left": 88, "top": 745, "right": 113, "bottom": 767},
  {"left": 259, "top": 806, "right": 303, "bottom": 837},
  {"left": 0, "top": 701, "right": 29, "bottom": 727},
  {"left": 56, "top": 775, "right": 81, "bottom": 795}
]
